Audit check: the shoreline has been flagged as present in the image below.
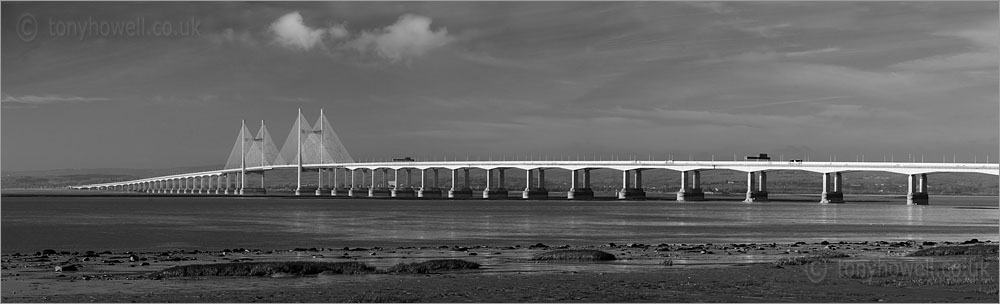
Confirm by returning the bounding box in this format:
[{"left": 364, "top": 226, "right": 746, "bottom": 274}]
[{"left": 2, "top": 240, "right": 996, "bottom": 302}]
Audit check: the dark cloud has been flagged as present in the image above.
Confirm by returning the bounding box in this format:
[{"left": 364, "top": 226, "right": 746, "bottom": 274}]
[{"left": 1, "top": 1, "right": 996, "bottom": 170}]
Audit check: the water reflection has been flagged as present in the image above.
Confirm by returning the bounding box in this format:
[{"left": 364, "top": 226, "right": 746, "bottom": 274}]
[{"left": 1, "top": 196, "right": 997, "bottom": 253}]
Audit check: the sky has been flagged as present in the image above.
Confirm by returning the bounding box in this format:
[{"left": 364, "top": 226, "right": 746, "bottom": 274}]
[{"left": 2, "top": 1, "right": 998, "bottom": 171}]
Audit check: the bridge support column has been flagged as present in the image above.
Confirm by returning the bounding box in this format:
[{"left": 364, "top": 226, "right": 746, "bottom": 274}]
[
  {"left": 418, "top": 168, "right": 442, "bottom": 198},
  {"left": 241, "top": 172, "right": 267, "bottom": 195},
  {"left": 369, "top": 169, "right": 390, "bottom": 197},
  {"left": 757, "top": 171, "right": 769, "bottom": 201},
  {"left": 523, "top": 169, "right": 548, "bottom": 199},
  {"left": 618, "top": 169, "right": 646, "bottom": 200},
  {"left": 223, "top": 174, "right": 231, "bottom": 195},
  {"left": 677, "top": 170, "right": 705, "bottom": 201},
  {"left": 449, "top": 168, "right": 473, "bottom": 198},
  {"left": 348, "top": 169, "right": 362, "bottom": 197},
  {"left": 567, "top": 169, "right": 594, "bottom": 199},
  {"left": 237, "top": 172, "right": 245, "bottom": 195},
  {"left": 907, "top": 174, "right": 929, "bottom": 205},
  {"left": 743, "top": 171, "right": 768, "bottom": 203},
  {"left": 498, "top": 168, "right": 508, "bottom": 196},
  {"left": 315, "top": 169, "right": 327, "bottom": 196},
  {"left": 330, "top": 168, "right": 345, "bottom": 196},
  {"left": 819, "top": 172, "right": 844, "bottom": 204},
  {"left": 482, "top": 168, "right": 492, "bottom": 199},
  {"left": 392, "top": 169, "right": 415, "bottom": 198},
  {"left": 482, "top": 168, "right": 507, "bottom": 199},
  {"left": 213, "top": 175, "right": 221, "bottom": 194},
  {"left": 483, "top": 168, "right": 506, "bottom": 199}
]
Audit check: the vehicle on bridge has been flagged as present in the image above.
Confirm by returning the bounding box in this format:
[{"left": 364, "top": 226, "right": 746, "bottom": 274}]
[
  {"left": 745, "top": 153, "right": 771, "bottom": 160},
  {"left": 392, "top": 157, "right": 415, "bottom": 162}
]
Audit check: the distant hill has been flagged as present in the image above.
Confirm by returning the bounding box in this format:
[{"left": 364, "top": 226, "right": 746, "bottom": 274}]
[{"left": 1, "top": 165, "right": 220, "bottom": 189}]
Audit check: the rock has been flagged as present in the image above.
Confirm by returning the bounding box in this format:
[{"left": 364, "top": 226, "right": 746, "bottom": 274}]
[
  {"left": 820, "top": 241, "right": 830, "bottom": 245},
  {"left": 129, "top": 255, "right": 139, "bottom": 262},
  {"left": 469, "top": 252, "right": 478, "bottom": 256},
  {"left": 140, "top": 262, "right": 150, "bottom": 266},
  {"left": 528, "top": 243, "right": 548, "bottom": 249},
  {"left": 55, "top": 265, "right": 78, "bottom": 272},
  {"left": 42, "top": 249, "right": 58, "bottom": 255}
]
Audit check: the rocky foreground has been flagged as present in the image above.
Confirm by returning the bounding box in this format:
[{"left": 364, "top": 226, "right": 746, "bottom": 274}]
[{"left": 1, "top": 240, "right": 997, "bottom": 302}]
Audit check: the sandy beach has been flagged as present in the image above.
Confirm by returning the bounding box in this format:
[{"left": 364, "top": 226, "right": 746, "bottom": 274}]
[{"left": 2, "top": 240, "right": 996, "bottom": 302}]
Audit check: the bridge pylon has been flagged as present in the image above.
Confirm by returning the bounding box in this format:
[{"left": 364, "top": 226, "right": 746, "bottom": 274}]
[
  {"left": 277, "top": 108, "right": 354, "bottom": 195},
  {"left": 224, "top": 119, "right": 282, "bottom": 195}
]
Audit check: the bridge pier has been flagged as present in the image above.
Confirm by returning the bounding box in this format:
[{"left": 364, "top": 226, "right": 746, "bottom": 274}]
[
  {"left": 618, "top": 169, "right": 646, "bottom": 200},
  {"left": 241, "top": 171, "right": 268, "bottom": 195},
  {"left": 907, "top": 173, "right": 929, "bottom": 205},
  {"left": 819, "top": 172, "right": 844, "bottom": 204},
  {"left": 677, "top": 170, "right": 705, "bottom": 201},
  {"left": 392, "top": 168, "right": 416, "bottom": 198},
  {"left": 449, "top": 168, "right": 473, "bottom": 198},
  {"left": 483, "top": 168, "right": 509, "bottom": 199},
  {"left": 418, "top": 168, "right": 442, "bottom": 198},
  {"left": 315, "top": 168, "right": 328, "bottom": 196},
  {"left": 199, "top": 176, "right": 207, "bottom": 194},
  {"left": 225, "top": 174, "right": 232, "bottom": 195},
  {"left": 744, "top": 171, "right": 768, "bottom": 203},
  {"left": 523, "top": 168, "right": 548, "bottom": 199},
  {"left": 369, "top": 168, "right": 390, "bottom": 197},
  {"left": 213, "top": 175, "right": 221, "bottom": 194},
  {"left": 332, "top": 168, "right": 350, "bottom": 196},
  {"left": 567, "top": 169, "right": 594, "bottom": 199},
  {"left": 348, "top": 169, "right": 365, "bottom": 197}
]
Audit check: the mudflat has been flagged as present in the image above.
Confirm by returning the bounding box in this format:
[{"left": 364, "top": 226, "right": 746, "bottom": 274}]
[{"left": 2, "top": 241, "right": 996, "bottom": 302}]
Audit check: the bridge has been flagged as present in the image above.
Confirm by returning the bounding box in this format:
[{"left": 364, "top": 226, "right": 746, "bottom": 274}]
[{"left": 73, "top": 110, "right": 999, "bottom": 205}]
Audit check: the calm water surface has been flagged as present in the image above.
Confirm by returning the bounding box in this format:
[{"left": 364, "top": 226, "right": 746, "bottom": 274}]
[{"left": 2, "top": 195, "right": 997, "bottom": 253}]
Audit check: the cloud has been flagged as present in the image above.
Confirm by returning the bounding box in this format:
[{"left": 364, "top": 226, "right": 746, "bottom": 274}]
[
  {"left": 891, "top": 21, "right": 999, "bottom": 72},
  {"left": 742, "top": 23, "right": 791, "bottom": 38},
  {"left": 1, "top": 94, "right": 110, "bottom": 108},
  {"left": 347, "top": 14, "right": 455, "bottom": 62},
  {"left": 713, "top": 96, "right": 850, "bottom": 112},
  {"left": 268, "top": 11, "right": 348, "bottom": 51}
]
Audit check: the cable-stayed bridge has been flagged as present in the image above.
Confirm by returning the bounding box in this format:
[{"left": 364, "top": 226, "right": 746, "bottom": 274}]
[{"left": 72, "top": 110, "right": 999, "bottom": 205}]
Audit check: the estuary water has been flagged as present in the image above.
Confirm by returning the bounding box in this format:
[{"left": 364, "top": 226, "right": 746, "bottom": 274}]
[{"left": 1, "top": 194, "right": 997, "bottom": 253}]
